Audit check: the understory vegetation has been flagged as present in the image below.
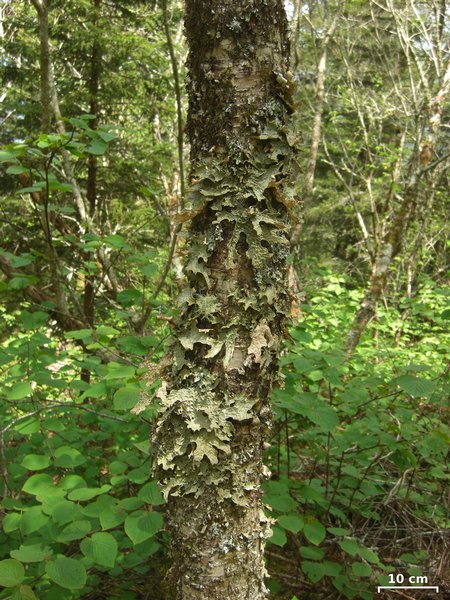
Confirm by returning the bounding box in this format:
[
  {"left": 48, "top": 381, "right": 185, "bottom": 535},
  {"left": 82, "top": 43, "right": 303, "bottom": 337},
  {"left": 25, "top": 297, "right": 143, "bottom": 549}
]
[{"left": 0, "top": 269, "right": 448, "bottom": 599}]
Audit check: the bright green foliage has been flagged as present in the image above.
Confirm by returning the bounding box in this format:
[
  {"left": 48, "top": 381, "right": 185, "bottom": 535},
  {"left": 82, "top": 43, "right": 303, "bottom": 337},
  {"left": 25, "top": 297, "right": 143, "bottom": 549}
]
[
  {"left": 0, "top": 223, "right": 447, "bottom": 600},
  {"left": 80, "top": 532, "right": 118, "bottom": 568},
  {"left": 0, "top": 559, "right": 25, "bottom": 588},
  {"left": 45, "top": 557, "right": 87, "bottom": 590},
  {"left": 0, "top": 312, "right": 167, "bottom": 597},
  {"left": 265, "top": 271, "right": 449, "bottom": 598}
]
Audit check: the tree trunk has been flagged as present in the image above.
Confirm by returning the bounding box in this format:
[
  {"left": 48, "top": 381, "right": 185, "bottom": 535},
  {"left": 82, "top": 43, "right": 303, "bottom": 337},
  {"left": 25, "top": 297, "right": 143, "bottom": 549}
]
[
  {"left": 288, "top": 6, "right": 340, "bottom": 317},
  {"left": 84, "top": 0, "right": 102, "bottom": 330},
  {"left": 154, "top": 1, "right": 296, "bottom": 598},
  {"left": 35, "top": 0, "right": 51, "bottom": 133},
  {"left": 303, "top": 8, "right": 340, "bottom": 204}
]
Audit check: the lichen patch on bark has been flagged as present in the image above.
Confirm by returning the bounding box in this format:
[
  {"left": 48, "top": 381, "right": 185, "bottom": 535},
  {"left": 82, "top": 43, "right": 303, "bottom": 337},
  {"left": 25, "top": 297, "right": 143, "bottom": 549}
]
[{"left": 154, "top": 1, "right": 297, "bottom": 597}]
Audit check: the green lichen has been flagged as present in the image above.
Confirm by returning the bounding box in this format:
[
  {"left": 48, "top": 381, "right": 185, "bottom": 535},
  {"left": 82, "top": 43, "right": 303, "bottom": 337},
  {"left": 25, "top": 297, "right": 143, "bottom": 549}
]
[
  {"left": 156, "top": 383, "right": 258, "bottom": 501},
  {"left": 155, "top": 0, "right": 297, "bottom": 511},
  {"left": 155, "top": 110, "right": 298, "bottom": 504}
]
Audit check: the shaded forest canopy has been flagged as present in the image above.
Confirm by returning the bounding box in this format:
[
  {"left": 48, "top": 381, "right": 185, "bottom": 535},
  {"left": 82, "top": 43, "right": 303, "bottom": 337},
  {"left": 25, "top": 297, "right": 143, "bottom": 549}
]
[{"left": 0, "top": 0, "right": 449, "bottom": 599}]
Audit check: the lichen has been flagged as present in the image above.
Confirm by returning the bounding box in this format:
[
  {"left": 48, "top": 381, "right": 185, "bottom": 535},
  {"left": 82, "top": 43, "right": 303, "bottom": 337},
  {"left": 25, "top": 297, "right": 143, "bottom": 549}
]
[
  {"left": 154, "top": 1, "right": 296, "bottom": 596},
  {"left": 155, "top": 99, "right": 298, "bottom": 503}
]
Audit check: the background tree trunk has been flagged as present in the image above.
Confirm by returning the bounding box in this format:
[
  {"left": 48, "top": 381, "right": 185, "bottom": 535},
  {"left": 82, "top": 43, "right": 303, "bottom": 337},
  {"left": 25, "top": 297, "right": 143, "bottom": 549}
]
[
  {"left": 154, "top": 1, "right": 297, "bottom": 598},
  {"left": 345, "top": 60, "right": 450, "bottom": 356}
]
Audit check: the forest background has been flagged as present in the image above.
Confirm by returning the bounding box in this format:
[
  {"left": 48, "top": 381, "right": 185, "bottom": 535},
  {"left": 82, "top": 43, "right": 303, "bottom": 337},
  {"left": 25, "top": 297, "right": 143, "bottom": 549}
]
[{"left": 0, "top": 0, "right": 448, "bottom": 598}]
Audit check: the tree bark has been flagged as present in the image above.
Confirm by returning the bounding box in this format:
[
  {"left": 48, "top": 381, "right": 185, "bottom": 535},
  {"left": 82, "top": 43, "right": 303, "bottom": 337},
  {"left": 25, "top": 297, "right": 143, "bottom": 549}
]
[
  {"left": 84, "top": 0, "right": 102, "bottom": 335},
  {"left": 303, "top": 8, "right": 339, "bottom": 204},
  {"left": 288, "top": 6, "right": 340, "bottom": 317},
  {"left": 154, "top": 1, "right": 296, "bottom": 598},
  {"left": 32, "top": 0, "right": 51, "bottom": 133}
]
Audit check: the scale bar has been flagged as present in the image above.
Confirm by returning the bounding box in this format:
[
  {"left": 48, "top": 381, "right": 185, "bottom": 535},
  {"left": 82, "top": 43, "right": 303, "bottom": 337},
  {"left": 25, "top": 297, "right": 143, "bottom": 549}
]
[{"left": 377, "top": 587, "right": 439, "bottom": 592}]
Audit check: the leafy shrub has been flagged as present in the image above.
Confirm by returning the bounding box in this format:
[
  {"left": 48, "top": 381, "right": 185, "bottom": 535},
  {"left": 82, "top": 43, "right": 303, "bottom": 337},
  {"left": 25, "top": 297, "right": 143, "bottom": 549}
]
[
  {"left": 0, "top": 269, "right": 448, "bottom": 598},
  {"left": 264, "top": 272, "right": 449, "bottom": 599}
]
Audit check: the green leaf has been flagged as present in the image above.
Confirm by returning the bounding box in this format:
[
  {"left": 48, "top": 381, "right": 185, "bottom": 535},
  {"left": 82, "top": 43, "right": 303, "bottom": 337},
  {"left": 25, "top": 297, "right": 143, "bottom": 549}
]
[
  {"left": 56, "top": 520, "right": 91, "bottom": 543},
  {"left": 338, "top": 539, "right": 359, "bottom": 557},
  {"left": 11, "top": 585, "right": 37, "bottom": 600},
  {"left": 51, "top": 500, "right": 82, "bottom": 525},
  {"left": 105, "top": 362, "right": 136, "bottom": 380},
  {"left": 301, "top": 560, "right": 341, "bottom": 583},
  {"left": 54, "top": 446, "right": 86, "bottom": 468},
  {"left": 0, "top": 559, "right": 25, "bottom": 587},
  {"left": 358, "top": 547, "right": 380, "bottom": 564},
  {"left": 86, "top": 138, "right": 108, "bottom": 155},
  {"left": 441, "top": 308, "right": 450, "bottom": 320},
  {"left": 100, "top": 506, "right": 125, "bottom": 530},
  {"left": 45, "top": 557, "right": 87, "bottom": 590},
  {"left": 307, "top": 370, "right": 324, "bottom": 382},
  {"left": 10, "top": 544, "right": 50, "bottom": 563},
  {"left": 21, "top": 454, "right": 50, "bottom": 470},
  {"left": 124, "top": 510, "right": 163, "bottom": 545},
  {"left": 0, "top": 150, "right": 18, "bottom": 162},
  {"left": 97, "top": 129, "right": 117, "bottom": 143},
  {"left": 116, "top": 336, "right": 150, "bottom": 355},
  {"left": 22, "top": 474, "right": 53, "bottom": 495},
  {"left": 321, "top": 561, "right": 342, "bottom": 576},
  {"left": 68, "top": 484, "right": 111, "bottom": 501},
  {"left": 264, "top": 492, "right": 298, "bottom": 513},
  {"left": 400, "top": 553, "right": 420, "bottom": 564},
  {"left": 304, "top": 519, "right": 326, "bottom": 545},
  {"left": 114, "top": 385, "right": 140, "bottom": 410},
  {"left": 66, "top": 329, "right": 93, "bottom": 341},
  {"left": 304, "top": 401, "right": 339, "bottom": 431},
  {"left": 301, "top": 561, "right": 325, "bottom": 583},
  {"left": 138, "top": 481, "right": 165, "bottom": 506},
  {"left": 80, "top": 532, "right": 118, "bottom": 568},
  {"left": 117, "top": 497, "right": 144, "bottom": 510},
  {"left": 6, "top": 382, "right": 33, "bottom": 400},
  {"left": 6, "top": 165, "right": 27, "bottom": 175},
  {"left": 20, "top": 507, "right": 49, "bottom": 534},
  {"left": 14, "top": 416, "right": 40, "bottom": 434},
  {"left": 299, "top": 546, "right": 324, "bottom": 560},
  {"left": 352, "top": 562, "right": 372, "bottom": 577},
  {"left": 79, "top": 382, "right": 107, "bottom": 400},
  {"left": 138, "top": 263, "right": 158, "bottom": 277},
  {"left": 268, "top": 525, "right": 287, "bottom": 546},
  {"left": 96, "top": 325, "right": 120, "bottom": 336},
  {"left": 8, "top": 275, "right": 39, "bottom": 290},
  {"left": 293, "top": 357, "right": 314, "bottom": 373},
  {"left": 109, "top": 461, "right": 128, "bottom": 475},
  {"left": 274, "top": 391, "right": 339, "bottom": 432},
  {"left": 3, "top": 513, "right": 21, "bottom": 533},
  {"left": 394, "top": 374, "right": 436, "bottom": 398},
  {"left": 277, "top": 513, "right": 304, "bottom": 533},
  {"left": 104, "top": 234, "right": 128, "bottom": 249},
  {"left": 82, "top": 496, "right": 115, "bottom": 517},
  {"left": 12, "top": 255, "right": 36, "bottom": 269},
  {"left": 342, "top": 465, "right": 360, "bottom": 478},
  {"left": 116, "top": 288, "right": 142, "bottom": 307},
  {"left": 134, "top": 440, "right": 150, "bottom": 455},
  {"left": 328, "top": 527, "right": 351, "bottom": 536}
]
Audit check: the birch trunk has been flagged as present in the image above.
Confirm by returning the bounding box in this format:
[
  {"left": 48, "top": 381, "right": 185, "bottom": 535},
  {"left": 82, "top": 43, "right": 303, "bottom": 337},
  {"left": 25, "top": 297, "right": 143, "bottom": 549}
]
[
  {"left": 154, "top": 1, "right": 297, "bottom": 598},
  {"left": 288, "top": 7, "right": 340, "bottom": 317}
]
